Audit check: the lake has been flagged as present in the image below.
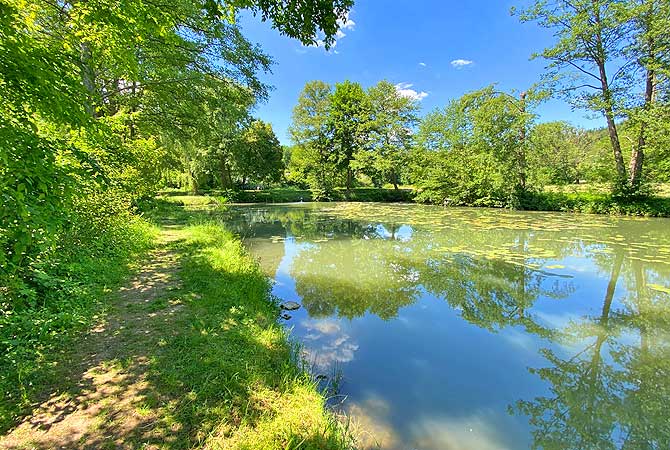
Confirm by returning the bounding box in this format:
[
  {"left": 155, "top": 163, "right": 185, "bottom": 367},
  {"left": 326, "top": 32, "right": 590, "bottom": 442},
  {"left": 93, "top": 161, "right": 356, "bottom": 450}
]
[{"left": 225, "top": 202, "right": 670, "bottom": 450}]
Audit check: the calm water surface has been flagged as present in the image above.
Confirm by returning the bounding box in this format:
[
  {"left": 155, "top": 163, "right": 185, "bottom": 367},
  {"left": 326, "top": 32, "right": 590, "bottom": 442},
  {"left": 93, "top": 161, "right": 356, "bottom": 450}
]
[{"left": 225, "top": 202, "right": 670, "bottom": 450}]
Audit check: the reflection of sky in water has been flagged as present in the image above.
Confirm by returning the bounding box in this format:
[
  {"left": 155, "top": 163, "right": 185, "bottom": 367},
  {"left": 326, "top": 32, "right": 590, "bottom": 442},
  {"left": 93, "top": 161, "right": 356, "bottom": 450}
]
[{"left": 233, "top": 203, "right": 670, "bottom": 450}]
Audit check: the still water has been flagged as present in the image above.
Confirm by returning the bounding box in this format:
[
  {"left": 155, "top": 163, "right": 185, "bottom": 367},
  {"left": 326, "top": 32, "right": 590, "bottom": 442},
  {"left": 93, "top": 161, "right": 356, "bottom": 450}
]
[{"left": 226, "top": 202, "right": 670, "bottom": 450}]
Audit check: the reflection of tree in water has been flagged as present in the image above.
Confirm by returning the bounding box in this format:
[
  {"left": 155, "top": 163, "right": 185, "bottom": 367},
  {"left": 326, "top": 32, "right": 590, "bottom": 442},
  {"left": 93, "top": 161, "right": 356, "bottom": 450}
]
[
  {"left": 411, "top": 230, "right": 575, "bottom": 337},
  {"left": 292, "top": 234, "right": 421, "bottom": 320},
  {"left": 515, "top": 247, "right": 670, "bottom": 449},
  {"left": 291, "top": 223, "right": 575, "bottom": 325},
  {"left": 228, "top": 204, "right": 670, "bottom": 447}
]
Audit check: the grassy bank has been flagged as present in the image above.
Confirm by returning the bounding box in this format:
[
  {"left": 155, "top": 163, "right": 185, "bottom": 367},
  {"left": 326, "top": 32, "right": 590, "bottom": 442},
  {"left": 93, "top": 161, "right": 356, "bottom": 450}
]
[
  {"left": 148, "top": 221, "right": 352, "bottom": 449},
  {"left": 1, "top": 198, "right": 354, "bottom": 449}
]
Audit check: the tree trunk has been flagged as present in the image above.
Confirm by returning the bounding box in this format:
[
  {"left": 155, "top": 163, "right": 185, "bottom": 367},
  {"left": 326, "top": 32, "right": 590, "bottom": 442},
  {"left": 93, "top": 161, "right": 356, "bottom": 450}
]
[
  {"left": 129, "top": 81, "right": 137, "bottom": 138},
  {"left": 220, "top": 157, "right": 233, "bottom": 189},
  {"left": 599, "top": 73, "right": 626, "bottom": 184},
  {"left": 593, "top": 8, "right": 627, "bottom": 186},
  {"left": 79, "top": 42, "right": 96, "bottom": 117},
  {"left": 629, "top": 68, "right": 655, "bottom": 191},
  {"left": 189, "top": 168, "right": 199, "bottom": 195},
  {"left": 346, "top": 167, "right": 352, "bottom": 193},
  {"left": 517, "top": 92, "right": 528, "bottom": 191},
  {"left": 591, "top": 249, "right": 624, "bottom": 372}
]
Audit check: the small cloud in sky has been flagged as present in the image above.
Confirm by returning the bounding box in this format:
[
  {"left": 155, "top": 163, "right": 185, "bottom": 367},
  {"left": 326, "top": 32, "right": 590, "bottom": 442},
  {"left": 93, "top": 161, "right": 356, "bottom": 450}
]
[
  {"left": 395, "top": 82, "right": 428, "bottom": 101},
  {"left": 419, "top": 62, "right": 427, "bottom": 67},
  {"left": 305, "top": 12, "right": 355, "bottom": 53},
  {"left": 451, "top": 59, "right": 474, "bottom": 68},
  {"left": 337, "top": 12, "right": 356, "bottom": 31}
]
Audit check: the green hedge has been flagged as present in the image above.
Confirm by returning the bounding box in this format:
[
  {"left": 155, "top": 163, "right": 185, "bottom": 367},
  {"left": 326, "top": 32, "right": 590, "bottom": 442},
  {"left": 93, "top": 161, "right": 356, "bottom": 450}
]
[
  {"left": 205, "top": 187, "right": 415, "bottom": 203},
  {"left": 519, "top": 191, "right": 670, "bottom": 217}
]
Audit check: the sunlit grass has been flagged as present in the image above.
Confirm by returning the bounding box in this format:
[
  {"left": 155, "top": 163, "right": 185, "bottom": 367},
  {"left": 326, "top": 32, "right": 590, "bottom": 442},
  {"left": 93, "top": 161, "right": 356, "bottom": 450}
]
[{"left": 129, "top": 207, "right": 356, "bottom": 449}]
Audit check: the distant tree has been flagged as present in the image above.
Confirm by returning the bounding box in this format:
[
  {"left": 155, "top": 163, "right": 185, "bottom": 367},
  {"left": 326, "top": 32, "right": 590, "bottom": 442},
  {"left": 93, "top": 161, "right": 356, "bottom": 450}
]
[
  {"left": 288, "top": 81, "right": 338, "bottom": 199},
  {"left": 330, "top": 81, "right": 370, "bottom": 193},
  {"left": 528, "top": 121, "right": 590, "bottom": 186},
  {"left": 357, "top": 80, "right": 420, "bottom": 189},
  {"left": 411, "top": 86, "right": 535, "bottom": 206},
  {"left": 232, "top": 120, "right": 283, "bottom": 187}
]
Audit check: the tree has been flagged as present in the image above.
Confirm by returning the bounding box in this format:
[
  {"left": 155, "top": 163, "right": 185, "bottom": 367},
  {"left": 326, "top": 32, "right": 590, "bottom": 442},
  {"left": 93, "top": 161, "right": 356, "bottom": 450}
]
[
  {"left": 232, "top": 120, "right": 284, "bottom": 187},
  {"left": 1, "top": 0, "right": 355, "bottom": 296},
  {"left": 623, "top": 0, "right": 670, "bottom": 190},
  {"left": 330, "top": 80, "right": 370, "bottom": 193},
  {"left": 411, "top": 86, "right": 535, "bottom": 207},
  {"left": 288, "top": 81, "right": 338, "bottom": 199},
  {"left": 357, "top": 80, "right": 419, "bottom": 189},
  {"left": 528, "top": 121, "right": 590, "bottom": 185},
  {"left": 514, "top": 0, "right": 670, "bottom": 194}
]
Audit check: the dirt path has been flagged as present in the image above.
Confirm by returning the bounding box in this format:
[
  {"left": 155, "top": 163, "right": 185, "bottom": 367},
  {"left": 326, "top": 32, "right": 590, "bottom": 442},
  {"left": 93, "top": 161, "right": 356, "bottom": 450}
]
[{"left": 1, "top": 231, "right": 184, "bottom": 450}]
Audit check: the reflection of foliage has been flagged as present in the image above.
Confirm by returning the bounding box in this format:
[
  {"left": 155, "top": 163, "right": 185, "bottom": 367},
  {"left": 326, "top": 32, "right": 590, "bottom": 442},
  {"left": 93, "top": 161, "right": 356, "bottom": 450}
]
[
  {"left": 292, "top": 237, "right": 420, "bottom": 320},
  {"left": 229, "top": 203, "right": 670, "bottom": 447},
  {"left": 417, "top": 251, "right": 567, "bottom": 337},
  {"left": 516, "top": 250, "right": 670, "bottom": 449}
]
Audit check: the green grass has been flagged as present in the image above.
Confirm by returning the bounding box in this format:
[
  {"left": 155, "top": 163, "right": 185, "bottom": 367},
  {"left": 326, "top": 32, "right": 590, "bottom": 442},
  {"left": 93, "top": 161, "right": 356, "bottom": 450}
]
[
  {"left": 159, "top": 187, "right": 415, "bottom": 204},
  {"left": 142, "top": 222, "right": 354, "bottom": 449}
]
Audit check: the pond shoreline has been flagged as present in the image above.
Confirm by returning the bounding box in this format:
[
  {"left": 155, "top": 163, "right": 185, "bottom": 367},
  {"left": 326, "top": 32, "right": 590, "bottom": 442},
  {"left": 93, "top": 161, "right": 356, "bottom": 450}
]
[{"left": 159, "top": 188, "right": 670, "bottom": 218}]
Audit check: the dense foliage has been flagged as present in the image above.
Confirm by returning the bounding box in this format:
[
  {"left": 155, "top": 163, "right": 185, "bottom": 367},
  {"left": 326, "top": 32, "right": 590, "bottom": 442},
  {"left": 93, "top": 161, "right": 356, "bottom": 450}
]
[
  {"left": 0, "top": 0, "right": 353, "bottom": 429},
  {"left": 287, "top": 80, "right": 420, "bottom": 199},
  {"left": 280, "top": 0, "right": 670, "bottom": 207}
]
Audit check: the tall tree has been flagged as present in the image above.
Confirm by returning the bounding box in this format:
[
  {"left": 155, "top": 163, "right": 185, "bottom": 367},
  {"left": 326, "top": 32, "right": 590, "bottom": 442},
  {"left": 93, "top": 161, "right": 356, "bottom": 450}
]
[
  {"left": 623, "top": 0, "right": 670, "bottom": 190},
  {"left": 330, "top": 80, "right": 370, "bottom": 193},
  {"left": 411, "top": 86, "right": 535, "bottom": 206},
  {"left": 288, "top": 80, "right": 337, "bottom": 199},
  {"left": 359, "top": 80, "right": 420, "bottom": 189},
  {"left": 515, "top": 0, "right": 670, "bottom": 194},
  {"left": 232, "top": 120, "right": 284, "bottom": 187}
]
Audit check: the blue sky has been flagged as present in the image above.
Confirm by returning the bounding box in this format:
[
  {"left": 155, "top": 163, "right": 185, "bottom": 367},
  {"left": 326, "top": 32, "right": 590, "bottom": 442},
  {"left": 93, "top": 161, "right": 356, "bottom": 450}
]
[{"left": 240, "top": 0, "right": 602, "bottom": 145}]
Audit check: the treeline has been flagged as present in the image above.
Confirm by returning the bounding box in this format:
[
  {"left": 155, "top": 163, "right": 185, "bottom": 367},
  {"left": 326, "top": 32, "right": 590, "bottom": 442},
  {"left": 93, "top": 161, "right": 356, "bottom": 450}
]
[
  {"left": 283, "top": 81, "right": 669, "bottom": 207},
  {"left": 160, "top": 0, "right": 670, "bottom": 206},
  {"left": 285, "top": 80, "right": 419, "bottom": 198},
  {"left": 283, "top": 0, "right": 670, "bottom": 205}
]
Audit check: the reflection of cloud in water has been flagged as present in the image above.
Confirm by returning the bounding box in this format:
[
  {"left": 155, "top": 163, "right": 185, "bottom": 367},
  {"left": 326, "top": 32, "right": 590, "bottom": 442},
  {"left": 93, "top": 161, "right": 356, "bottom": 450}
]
[
  {"left": 300, "top": 319, "right": 359, "bottom": 369},
  {"left": 502, "top": 328, "right": 537, "bottom": 353},
  {"left": 346, "top": 394, "right": 399, "bottom": 450},
  {"left": 535, "top": 310, "right": 578, "bottom": 331},
  {"left": 409, "top": 412, "right": 514, "bottom": 450},
  {"left": 348, "top": 396, "right": 514, "bottom": 450}
]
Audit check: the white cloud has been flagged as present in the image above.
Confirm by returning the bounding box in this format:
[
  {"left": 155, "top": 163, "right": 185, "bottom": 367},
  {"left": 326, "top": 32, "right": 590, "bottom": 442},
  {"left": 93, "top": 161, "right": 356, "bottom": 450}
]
[
  {"left": 337, "top": 12, "right": 356, "bottom": 31},
  {"left": 451, "top": 59, "right": 474, "bottom": 68},
  {"left": 305, "top": 12, "right": 355, "bottom": 53},
  {"left": 419, "top": 62, "right": 427, "bottom": 67},
  {"left": 395, "top": 82, "right": 429, "bottom": 101},
  {"left": 300, "top": 319, "right": 359, "bottom": 368}
]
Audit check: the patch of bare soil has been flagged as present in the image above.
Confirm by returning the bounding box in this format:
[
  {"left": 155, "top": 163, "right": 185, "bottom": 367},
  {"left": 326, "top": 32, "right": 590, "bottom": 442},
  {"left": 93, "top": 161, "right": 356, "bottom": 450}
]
[{"left": 1, "top": 231, "right": 184, "bottom": 450}]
